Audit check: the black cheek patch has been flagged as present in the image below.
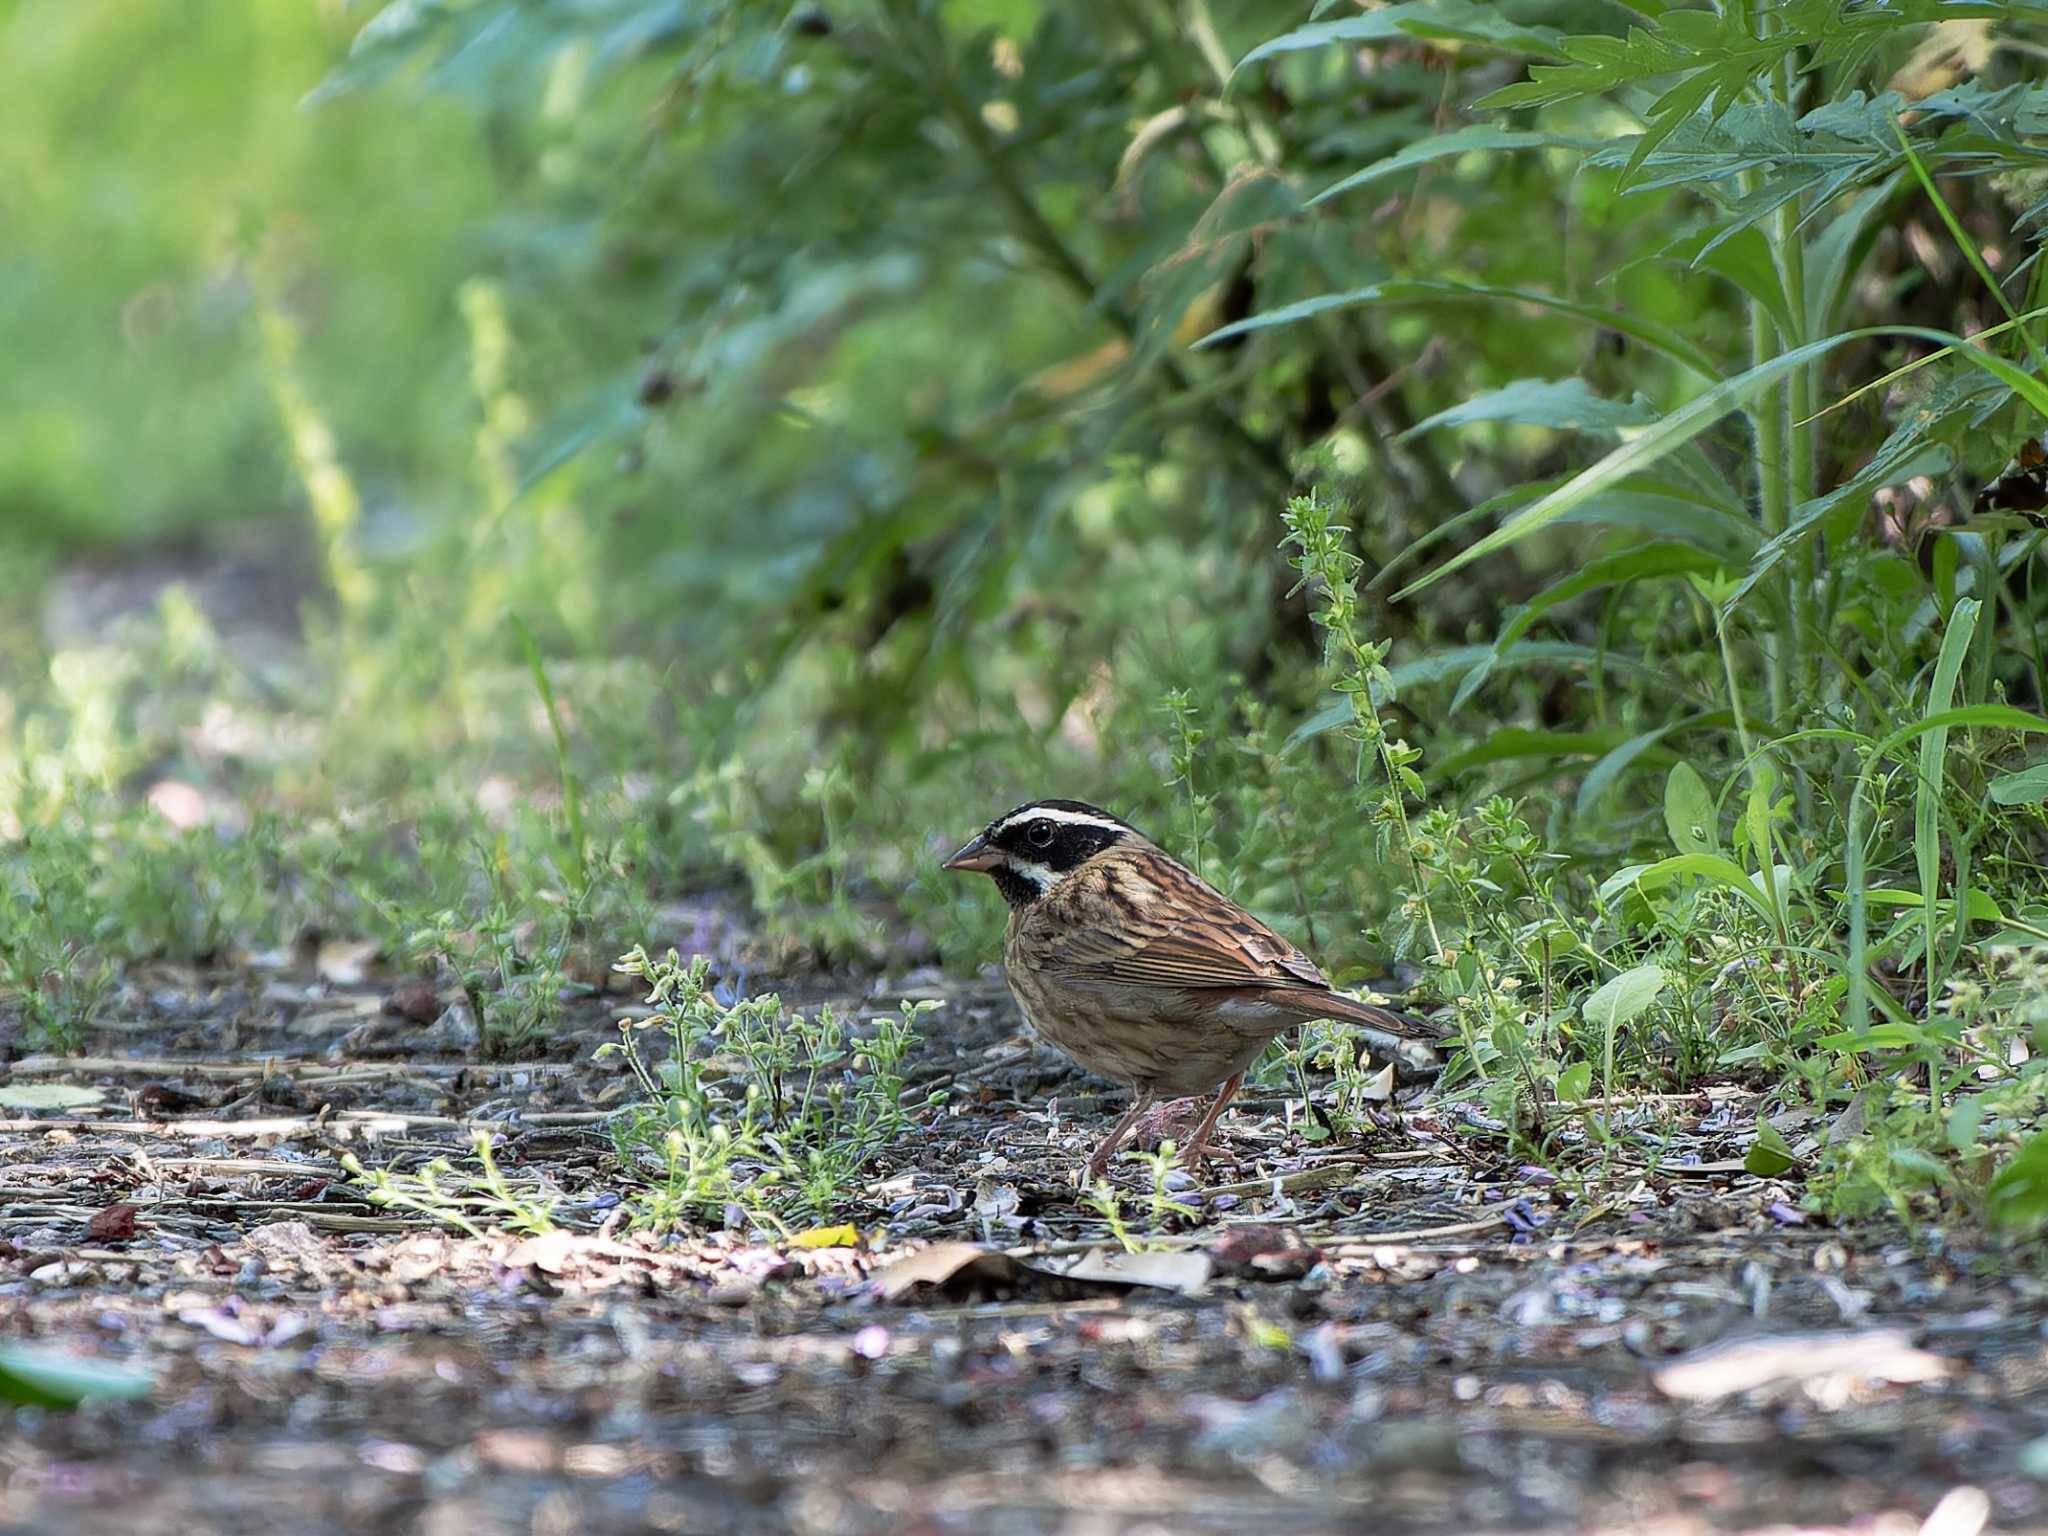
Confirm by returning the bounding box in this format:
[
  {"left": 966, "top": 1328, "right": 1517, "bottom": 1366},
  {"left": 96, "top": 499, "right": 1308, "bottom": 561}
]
[{"left": 989, "top": 866, "right": 1043, "bottom": 907}]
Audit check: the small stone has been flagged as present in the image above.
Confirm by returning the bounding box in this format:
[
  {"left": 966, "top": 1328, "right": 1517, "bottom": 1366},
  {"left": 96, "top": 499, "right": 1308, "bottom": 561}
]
[{"left": 382, "top": 982, "right": 443, "bottom": 1025}]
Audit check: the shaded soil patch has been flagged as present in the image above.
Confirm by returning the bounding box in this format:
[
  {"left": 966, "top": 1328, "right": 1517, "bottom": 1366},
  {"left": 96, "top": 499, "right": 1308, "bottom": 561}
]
[{"left": 3, "top": 949, "right": 2046, "bottom": 1535}]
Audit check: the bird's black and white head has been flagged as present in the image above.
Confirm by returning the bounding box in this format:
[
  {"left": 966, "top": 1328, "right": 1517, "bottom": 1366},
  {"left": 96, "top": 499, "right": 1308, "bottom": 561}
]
[{"left": 941, "top": 799, "right": 1136, "bottom": 908}]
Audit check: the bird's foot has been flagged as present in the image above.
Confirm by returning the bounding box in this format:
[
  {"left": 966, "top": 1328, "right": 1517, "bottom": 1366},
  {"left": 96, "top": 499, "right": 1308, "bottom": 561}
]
[
  {"left": 1176, "top": 1139, "right": 1246, "bottom": 1176},
  {"left": 1126, "top": 1096, "right": 1209, "bottom": 1154}
]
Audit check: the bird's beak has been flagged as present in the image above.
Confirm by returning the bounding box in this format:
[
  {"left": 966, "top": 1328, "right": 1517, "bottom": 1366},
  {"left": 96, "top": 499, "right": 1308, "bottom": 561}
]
[{"left": 941, "top": 832, "right": 1002, "bottom": 873}]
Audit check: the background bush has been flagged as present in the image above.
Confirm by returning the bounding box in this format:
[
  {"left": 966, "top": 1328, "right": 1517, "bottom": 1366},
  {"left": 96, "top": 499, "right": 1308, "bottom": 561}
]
[{"left": 10, "top": 0, "right": 2048, "bottom": 1223}]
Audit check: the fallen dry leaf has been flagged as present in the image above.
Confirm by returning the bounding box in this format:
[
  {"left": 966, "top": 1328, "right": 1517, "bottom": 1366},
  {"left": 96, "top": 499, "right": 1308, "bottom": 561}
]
[
  {"left": 1046, "top": 1247, "right": 1212, "bottom": 1296},
  {"left": 504, "top": 1230, "right": 578, "bottom": 1275},
  {"left": 875, "top": 1242, "right": 1023, "bottom": 1302},
  {"left": 790, "top": 1223, "right": 859, "bottom": 1250},
  {"left": 1652, "top": 1327, "right": 1950, "bottom": 1401},
  {"left": 87, "top": 1203, "right": 139, "bottom": 1242}
]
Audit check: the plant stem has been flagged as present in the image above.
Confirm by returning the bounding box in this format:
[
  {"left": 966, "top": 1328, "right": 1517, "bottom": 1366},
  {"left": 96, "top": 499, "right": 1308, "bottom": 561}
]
[
  {"left": 1746, "top": 286, "right": 1791, "bottom": 720},
  {"left": 1283, "top": 496, "right": 1449, "bottom": 968},
  {"left": 1778, "top": 182, "right": 1815, "bottom": 681},
  {"left": 513, "top": 613, "right": 588, "bottom": 884},
  {"left": 1716, "top": 610, "right": 1754, "bottom": 762},
  {"left": 1745, "top": 34, "right": 1801, "bottom": 725}
]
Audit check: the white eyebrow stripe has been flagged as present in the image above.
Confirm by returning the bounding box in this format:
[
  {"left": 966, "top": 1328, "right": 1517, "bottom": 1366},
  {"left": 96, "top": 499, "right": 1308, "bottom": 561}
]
[{"left": 995, "top": 806, "right": 1128, "bottom": 836}]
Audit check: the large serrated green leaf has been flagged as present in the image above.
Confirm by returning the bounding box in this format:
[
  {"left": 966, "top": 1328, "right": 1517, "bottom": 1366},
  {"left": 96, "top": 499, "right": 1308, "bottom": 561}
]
[{"left": 1310, "top": 125, "right": 1598, "bottom": 207}]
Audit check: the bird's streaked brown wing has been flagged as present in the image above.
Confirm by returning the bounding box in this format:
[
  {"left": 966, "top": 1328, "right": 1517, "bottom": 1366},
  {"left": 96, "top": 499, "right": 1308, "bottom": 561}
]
[{"left": 1018, "top": 842, "right": 1332, "bottom": 993}]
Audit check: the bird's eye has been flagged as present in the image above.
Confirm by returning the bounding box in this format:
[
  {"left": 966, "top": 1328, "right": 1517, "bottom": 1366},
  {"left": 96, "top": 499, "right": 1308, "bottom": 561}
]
[{"left": 1028, "top": 819, "right": 1054, "bottom": 848}]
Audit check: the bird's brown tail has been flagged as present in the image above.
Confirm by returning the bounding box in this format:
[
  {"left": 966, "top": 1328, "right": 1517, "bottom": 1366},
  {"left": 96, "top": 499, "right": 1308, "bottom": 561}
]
[
  {"left": 1304, "top": 990, "right": 1446, "bottom": 1081},
  {"left": 1313, "top": 990, "right": 1445, "bottom": 1040}
]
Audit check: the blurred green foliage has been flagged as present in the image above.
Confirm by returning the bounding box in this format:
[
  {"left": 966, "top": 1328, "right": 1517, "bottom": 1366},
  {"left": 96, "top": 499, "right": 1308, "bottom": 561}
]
[
  {"left": 0, "top": 0, "right": 492, "bottom": 546},
  {"left": 10, "top": 0, "right": 2048, "bottom": 1226}
]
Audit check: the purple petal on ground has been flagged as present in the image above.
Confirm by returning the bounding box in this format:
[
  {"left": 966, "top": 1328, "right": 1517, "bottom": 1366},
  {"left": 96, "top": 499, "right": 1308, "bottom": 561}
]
[{"left": 1503, "top": 1198, "right": 1547, "bottom": 1238}]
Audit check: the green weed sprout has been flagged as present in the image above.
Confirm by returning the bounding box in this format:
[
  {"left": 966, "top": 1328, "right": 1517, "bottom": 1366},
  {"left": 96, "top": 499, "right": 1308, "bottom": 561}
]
[{"left": 603, "top": 946, "right": 941, "bottom": 1227}]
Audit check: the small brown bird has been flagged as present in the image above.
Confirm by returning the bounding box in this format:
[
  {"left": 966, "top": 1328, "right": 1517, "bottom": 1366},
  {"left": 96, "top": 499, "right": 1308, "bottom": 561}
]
[{"left": 942, "top": 799, "right": 1439, "bottom": 1177}]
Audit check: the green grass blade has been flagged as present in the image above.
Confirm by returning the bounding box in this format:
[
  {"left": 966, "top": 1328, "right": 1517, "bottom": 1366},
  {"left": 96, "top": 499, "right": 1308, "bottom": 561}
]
[
  {"left": 1395, "top": 324, "right": 2048, "bottom": 604},
  {"left": 1890, "top": 114, "right": 2048, "bottom": 379},
  {"left": 1800, "top": 305, "right": 2048, "bottom": 426},
  {"left": 1847, "top": 703, "right": 2048, "bottom": 1034},
  {"left": 1916, "top": 598, "right": 1980, "bottom": 1021},
  {"left": 1198, "top": 279, "right": 1721, "bottom": 378},
  {"left": 511, "top": 613, "right": 588, "bottom": 881},
  {"left": 1495, "top": 543, "right": 1727, "bottom": 654},
  {"left": 1309, "top": 126, "right": 1598, "bottom": 208},
  {"left": 1598, "top": 852, "right": 1780, "bottom": 928}
]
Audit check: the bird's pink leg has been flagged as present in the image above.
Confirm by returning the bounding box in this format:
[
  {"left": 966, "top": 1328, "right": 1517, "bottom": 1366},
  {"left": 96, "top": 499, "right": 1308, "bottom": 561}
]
[
  {"left": 1178, "top": 1071, "right": 1245, "bottom": 1169},
  {"left": 1084, "top": 1089, "right": 1155, "bottom": 1179}
]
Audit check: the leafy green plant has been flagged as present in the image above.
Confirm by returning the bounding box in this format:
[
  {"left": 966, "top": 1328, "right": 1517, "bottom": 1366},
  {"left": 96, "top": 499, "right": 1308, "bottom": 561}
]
[
  {"left": 1083, "top": 1178, "right": 1141, "bottom": 1254},
  {"left": 1161, "top": 690, "right": 1216, "bottom": 879},
  {"left": 1085, "top": 1140, "right": 1199, "bottom": 1252},
  {"left": 0, "top": 821, "right": 117, "bottom": 1053},
  {"left": 15, "top": 0, "right": 2048, "bottom": 1244},
  {"left": 603, "top": 947, "right": 940, "bottom": 1226},
  {"left": 1281, "top": 496, "right": 1442, "bottom": 950},
  {"left": 0, "top": 1346, "right": 153, "bottom": 1410},
  {"left": 399, "top": 837, "right": 601, "bottom": 1061},
  {"left": 678, "top": 757, "right": 882, "bottom": 962},
  {"left": 345, "top": 1129, "right": 561, "bottom": 1238},
  {"left": 1281, "top": 1019, "right": 1399, "bottom": 1143}
]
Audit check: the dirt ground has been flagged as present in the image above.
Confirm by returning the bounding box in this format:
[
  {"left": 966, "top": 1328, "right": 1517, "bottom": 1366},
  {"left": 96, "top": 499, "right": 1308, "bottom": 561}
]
[{"left": 4, "top": 929, "right": 2047, "bottom": 1536}]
